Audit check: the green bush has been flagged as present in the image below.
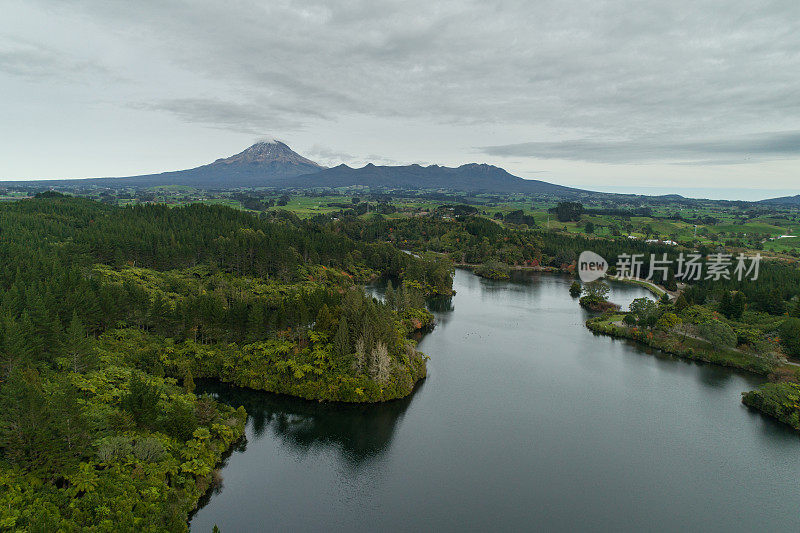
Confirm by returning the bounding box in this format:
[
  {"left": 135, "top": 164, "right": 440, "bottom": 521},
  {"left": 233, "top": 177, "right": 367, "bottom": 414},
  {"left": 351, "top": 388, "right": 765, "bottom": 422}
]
[
  {"left": 120, "top": 374, "right": 162, "bottom": 428},
  {"left": 698, "top": 319, "right": 737, "bottom": 350},
  {"left": 569, "top": 281, "right": 582, "bottom": 297},
  {"left": 132, "top": 437, "right": 166, "bottom": 462},
  {"left": 475, "top": 260, "right": 510, "bottom": 280},
  {"left": 780, "top": 318, "right": 800, "bottom": 357},
  {"left": 742, "top": 382, "right": 800, "bottom": 429}
]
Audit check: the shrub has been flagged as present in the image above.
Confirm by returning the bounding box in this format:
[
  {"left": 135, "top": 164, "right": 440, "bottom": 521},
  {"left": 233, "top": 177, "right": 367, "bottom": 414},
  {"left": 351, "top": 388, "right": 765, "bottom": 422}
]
[
  {"left": 629, "top": 297, "right": 658, "bottom": 325},
  {"left": 780, "top": 318, "right": 800, "bottom": 358},
  {"left": 698, "top": 319, "right": 737, "bottom": 350},
  {"left": 121, "top": 373, "right": 162, "bottom": 428},
  {"left": 96, "top": 436, "right": 132, "bottom": 463},
  {"left": 569, "top": 281, "right": 582, "bottom": 297},
  {"left": 160, "top": 399, "right": 199, "bottom": 442},
  {"left": 133, "top": 437, "right": 166, "bottom": 462}
]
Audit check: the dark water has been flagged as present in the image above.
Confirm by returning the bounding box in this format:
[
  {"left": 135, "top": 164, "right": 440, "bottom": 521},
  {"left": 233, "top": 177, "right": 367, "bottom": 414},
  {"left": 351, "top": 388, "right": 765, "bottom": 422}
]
[{"left": 191, "top": 271, "right": 800, "bottom": 532}]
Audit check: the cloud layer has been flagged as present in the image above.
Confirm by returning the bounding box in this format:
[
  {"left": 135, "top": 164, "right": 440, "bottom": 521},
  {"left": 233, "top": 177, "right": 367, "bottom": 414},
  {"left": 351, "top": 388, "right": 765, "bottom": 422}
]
[
  {"left": 2, "top": 0, "right": 799, "bottom": 188},
  {"left": 482, "top": 131, "right": 800, "bottom": 164}
]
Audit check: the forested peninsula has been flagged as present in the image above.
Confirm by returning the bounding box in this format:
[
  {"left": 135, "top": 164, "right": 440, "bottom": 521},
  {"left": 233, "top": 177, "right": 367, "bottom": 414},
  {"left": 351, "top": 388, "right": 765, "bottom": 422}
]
[{"left": 0, "top": 195, "right": 453, "bottom": 530}]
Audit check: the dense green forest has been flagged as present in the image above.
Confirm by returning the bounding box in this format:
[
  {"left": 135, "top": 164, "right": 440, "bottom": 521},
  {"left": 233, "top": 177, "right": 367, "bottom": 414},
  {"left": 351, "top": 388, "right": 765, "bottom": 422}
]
[
  {"left": 0, "top": 195, "right": 454, "bottom": 530},
  {"left": 339, "top": 213, "right": 800, "bottom": 316},
  {"left": 3, "top": 194, "right": 800, "bottom": 530}
]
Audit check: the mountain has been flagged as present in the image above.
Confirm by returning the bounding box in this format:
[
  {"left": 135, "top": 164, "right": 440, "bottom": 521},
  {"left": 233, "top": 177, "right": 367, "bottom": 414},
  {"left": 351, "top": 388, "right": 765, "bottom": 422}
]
[
  {"left": 279, "top": 162, "right": 584, "bottom": 195},
  {"left": 1, "top": 141, "right": 325, "bottom": 189},
  {"left": 104, "top": 140, "right": 325, "bottom": 188},
  {"left": 760, "top": 194, "right": 800, "bottom": 206},
  {"left": 1, "top": 141, "right": 586, "bottom": 195}
]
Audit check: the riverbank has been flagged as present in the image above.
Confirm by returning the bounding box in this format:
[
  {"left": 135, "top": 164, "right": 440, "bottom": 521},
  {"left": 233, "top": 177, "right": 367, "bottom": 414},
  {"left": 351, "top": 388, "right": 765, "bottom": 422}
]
[
  {"left": 455, "top": 263, "right": 562, "bottom": 273},
  {"left": 456, "top": 262, "right": 565, "bottom": 281},
  {"left": 607, "top": 276, "right": 669, "bottom": 298},
  {"left": 586, "top": 313, "right": 775, "bottom": 375},
  {"left": 586, "top": 311, "right": 800, "bottom": 432},
  {"left": 0, "top": 373, "right": 248, "bottom": 532}
]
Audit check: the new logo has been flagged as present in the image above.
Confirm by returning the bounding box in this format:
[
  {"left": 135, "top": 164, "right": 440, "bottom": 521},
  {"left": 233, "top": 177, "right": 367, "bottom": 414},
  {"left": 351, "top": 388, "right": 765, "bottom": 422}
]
[{"left": 578, "top": 251, "right": 608, "bottom": 282}]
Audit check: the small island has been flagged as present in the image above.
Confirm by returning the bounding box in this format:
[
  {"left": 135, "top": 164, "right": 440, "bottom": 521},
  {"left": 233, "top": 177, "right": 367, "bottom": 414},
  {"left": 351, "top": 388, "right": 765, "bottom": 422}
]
[
  {"left": 474, "top": 260, "right": 511, "bottom": 280},
  {"left": 578, "top": 280, "right": 620, "bottom": 312}
]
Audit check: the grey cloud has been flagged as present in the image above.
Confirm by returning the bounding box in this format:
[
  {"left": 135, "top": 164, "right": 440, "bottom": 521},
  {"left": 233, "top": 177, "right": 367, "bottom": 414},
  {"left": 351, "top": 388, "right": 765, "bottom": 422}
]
[
  {"left": 4, "top": 0, "right": 800, "bottom": 185},
  {"left": 305, "top": 146, "right": 357, "bottom": 165},
  {"left": 480, "top": 131, "right": 800, "bottom": 164},
  {"left": 305, "top": 145, "right": 405, "bottom": 167},
  {"left": 135, "top": 98, "right": 308, "bottom": 134},
  {"left": 0, "top": 39, "right": 109, "bottom": 80},
  {"left": 20, "top": 0, "right": 800, "bottom": 140}
]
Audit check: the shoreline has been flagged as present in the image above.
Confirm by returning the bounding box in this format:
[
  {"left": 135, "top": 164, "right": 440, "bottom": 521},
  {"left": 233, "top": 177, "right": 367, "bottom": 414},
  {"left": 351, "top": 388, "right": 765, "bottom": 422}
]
[
  {"left": 585, "top": 314, "right": 774, "bottom": 375},
  {"left": 455, "top": 263, "right": 563, "bottom": 273},
  {"left": 606, "top": 275, "right": 669, "bottom": 298},
  {"left": 584, "top": 312, "right": 800, "bottom": 431}
]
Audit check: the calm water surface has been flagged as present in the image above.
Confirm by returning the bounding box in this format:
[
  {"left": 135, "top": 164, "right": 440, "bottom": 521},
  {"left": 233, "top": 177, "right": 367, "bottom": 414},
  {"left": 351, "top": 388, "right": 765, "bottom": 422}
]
[{"left": 191, "top": 270, "right": 800, "bottom": 532}]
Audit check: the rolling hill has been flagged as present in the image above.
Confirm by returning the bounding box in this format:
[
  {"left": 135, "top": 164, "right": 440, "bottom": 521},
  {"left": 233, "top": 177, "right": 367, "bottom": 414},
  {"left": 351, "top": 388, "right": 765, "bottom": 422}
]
[{"left": 760, "top": 195, "right": 800, "bottom": 206}]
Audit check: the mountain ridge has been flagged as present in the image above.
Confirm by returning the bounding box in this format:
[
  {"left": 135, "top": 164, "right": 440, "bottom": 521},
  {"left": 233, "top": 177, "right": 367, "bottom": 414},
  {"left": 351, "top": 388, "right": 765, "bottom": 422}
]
[
  {"left": 0, "top": 141, "right": 585, "bottom": 195},
  {"left": 759, "top": 194, "right": 800, "bottom": 206},
  {"left": 1, "top": 141, "right": 795, "bottom": 202},
  {"left": 278, "top": 160, "right": 581, "bottom": 195}
]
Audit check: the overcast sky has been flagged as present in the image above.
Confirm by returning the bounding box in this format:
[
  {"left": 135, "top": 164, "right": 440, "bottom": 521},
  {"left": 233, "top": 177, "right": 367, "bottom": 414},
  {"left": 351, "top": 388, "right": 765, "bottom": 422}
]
[{"left": 2, "top": 0, "right": 799, "bottom": 199}]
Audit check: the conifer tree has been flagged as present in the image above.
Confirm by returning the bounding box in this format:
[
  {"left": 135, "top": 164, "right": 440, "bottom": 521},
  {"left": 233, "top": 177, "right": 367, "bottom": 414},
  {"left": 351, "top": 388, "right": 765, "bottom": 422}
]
[
  {"left": 674, "top": 293, "right": 689, "bottom": 312},
  {"left": 385, "top": 280, "right": 396, "bottom": 309},
  {"left": 719, "top": 290, "right": 732, "bottom": 318},
  {"left": 65, "top": 312, "right": 93, "bottom": 373},
  {"left": 730, "top": 291, "right": 746, "bottom": 320},
  {"left": 333, "top": 315, "right": 350, "bottom": 358},
  {"left": 183, "top": 367, "right": 196, "bottom": 394},
  {"left": 247, "top": 302, "right": 269, "bottom": 340},
  {"left": 315, "top": 304, "right": 335, "bottom": 333}
]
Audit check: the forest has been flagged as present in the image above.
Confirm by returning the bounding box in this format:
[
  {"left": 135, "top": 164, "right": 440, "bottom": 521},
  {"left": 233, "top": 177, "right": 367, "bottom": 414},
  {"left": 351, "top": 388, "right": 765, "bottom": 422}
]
[
  {"left": 0, "top": 194, "right": 454, "bottom": 530},
  {"left": 3, "top": 193, "right": 800, "bottom": 530},
  {"left": 337, "top": 212, "right": 800, "bottom": 316}
]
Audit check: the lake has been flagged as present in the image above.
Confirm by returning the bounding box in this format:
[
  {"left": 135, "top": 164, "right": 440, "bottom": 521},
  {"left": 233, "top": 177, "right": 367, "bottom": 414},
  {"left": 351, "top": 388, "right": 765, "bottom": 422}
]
[{"left": 191, "top": 270, "right": 800, "bottom": 532}]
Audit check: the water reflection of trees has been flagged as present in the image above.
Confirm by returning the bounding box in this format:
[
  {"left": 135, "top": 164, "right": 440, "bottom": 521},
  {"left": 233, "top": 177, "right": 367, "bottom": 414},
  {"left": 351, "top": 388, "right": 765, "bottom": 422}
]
[
  {"left": 196, "top": 380, "right": 421, "bottom": 468},
  {"left": 427, "top": 295, "right": 454, "bottom": 313}
]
